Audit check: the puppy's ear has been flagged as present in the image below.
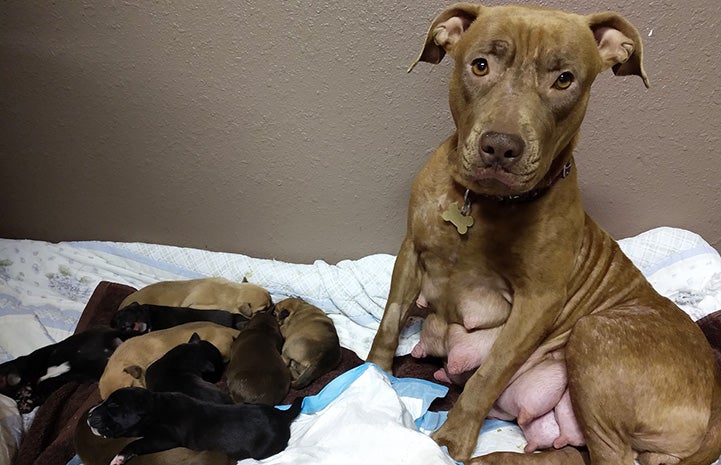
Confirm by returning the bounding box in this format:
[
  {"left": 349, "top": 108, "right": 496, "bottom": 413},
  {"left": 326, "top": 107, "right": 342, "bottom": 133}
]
[
  {"left": 238, "top": 302, "right": 253, "bottom": 318},
  {"left": 188, "top": 332, "right": 201, "bottom": 344},
  {"left": 123, "top": 365, "right": 143, "bottom": 380},
  {"left": 277, "top": 309, "right": 290, "bottom": 321},
  {"left": 587, "top": 12, "right": 649, "bottom": 88},
  {"left": 408, "top": 2, "right": 483, "bottom": 72}
]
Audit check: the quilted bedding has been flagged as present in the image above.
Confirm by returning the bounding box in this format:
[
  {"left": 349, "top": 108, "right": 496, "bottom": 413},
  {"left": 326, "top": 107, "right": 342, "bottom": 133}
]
[{"left": 1, "top": 226, "right": 720, "bottom": 465}]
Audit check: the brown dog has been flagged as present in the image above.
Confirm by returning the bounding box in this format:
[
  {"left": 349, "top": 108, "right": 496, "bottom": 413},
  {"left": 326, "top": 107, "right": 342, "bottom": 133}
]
[
  {"left": 274, "top": 297, "right": 342, "bottom": 389},
  {"left": 367, "top": 3, "right": 721, "bottom": 464},
  {"left": 118, "top": 277, "right": 272, "bottom": 317},
  {"left": 225, "top": 312, "right": 290, "bottom": 405},
  {"left": 98, "top": 322, "right": 238, "bottom": 399}
]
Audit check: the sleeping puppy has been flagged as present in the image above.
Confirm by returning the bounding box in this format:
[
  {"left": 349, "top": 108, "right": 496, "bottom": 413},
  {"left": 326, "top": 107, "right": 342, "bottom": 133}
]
[
  {"left": 99, "top": 322, "right": 238, "bottom": 399},
  {"left": 111, "top": 303, "right": 249, "bottom": 334},
  {"left": 226, "top": 312, "right": 290, "bottom": 405},
  {"left": 118, "top": 277, "right": 272, "bottom": 318},
  {"left": 74, "top": 410, "right": 234, "bottom": 465},
  {"left": 144, "top": 332, "right": 233, "bottom": 404},
  {"left": 0, "top": 326, "right": 138, "bottom": 412},
  {"left": 86, "top": 387, "right": 303, "bottom": 464},
  {"left": 274, "top": 298, "right": 341, "bottom": 389}
]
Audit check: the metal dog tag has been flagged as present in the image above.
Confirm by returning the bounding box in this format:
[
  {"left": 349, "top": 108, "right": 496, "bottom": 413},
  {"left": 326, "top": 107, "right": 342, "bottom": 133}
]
[{"left": 442, "top": 202, "right": 474, "bottom": 235}]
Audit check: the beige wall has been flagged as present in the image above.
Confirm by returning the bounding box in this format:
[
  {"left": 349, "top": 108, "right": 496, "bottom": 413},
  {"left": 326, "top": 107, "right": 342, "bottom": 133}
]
[{"left": 1, "top": 1, "right": 719, "bottom": 264}]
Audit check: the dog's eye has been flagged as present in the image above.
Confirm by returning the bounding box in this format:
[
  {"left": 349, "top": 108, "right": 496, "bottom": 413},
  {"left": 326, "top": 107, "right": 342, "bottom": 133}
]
[
  {"left": 553, "top": 72, "right": 574, "bottom": 90},
  {"left": 471, "top": 58, "right": 489, "bottom": 77}
]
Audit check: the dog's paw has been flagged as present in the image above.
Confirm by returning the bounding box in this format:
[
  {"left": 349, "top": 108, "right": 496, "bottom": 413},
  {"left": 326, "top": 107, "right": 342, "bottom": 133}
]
[
  {"left": 109, "top": 455, "right": 126, "bottom": 465},
  {"left": 431, "top": 421, "right": 476, "bottom": 462}
]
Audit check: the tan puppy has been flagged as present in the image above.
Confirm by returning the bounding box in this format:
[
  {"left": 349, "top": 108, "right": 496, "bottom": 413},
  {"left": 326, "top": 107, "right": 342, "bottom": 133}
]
[
  {"left": 98, "top": 322, "right": 238, "bottom": 399},
  {"left": 225, "top": 312, "right": 290, "bottom": 405},
  {"left": 118, "top": 277, "right": 272, "bottom": 317},
  {"left": 274, "top": 297, "right": 341, "bottom": 389},
  {"left": 74, "top": 409, "right": 234, "bottom": 465},
  {"left": 367, "top": 3, "right": 721, "bottom": 464}
]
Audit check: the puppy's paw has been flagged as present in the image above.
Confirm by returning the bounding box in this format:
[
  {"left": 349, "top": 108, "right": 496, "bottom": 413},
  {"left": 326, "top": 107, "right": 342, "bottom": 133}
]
[{"left": 110, "top": 455, "right": 127, "bottom": 465}]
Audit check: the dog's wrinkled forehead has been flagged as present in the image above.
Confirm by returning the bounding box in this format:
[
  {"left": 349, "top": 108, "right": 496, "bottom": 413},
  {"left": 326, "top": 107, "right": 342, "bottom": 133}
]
[{"left": 460, "top": 8, "right": 598, "bottom": 70}]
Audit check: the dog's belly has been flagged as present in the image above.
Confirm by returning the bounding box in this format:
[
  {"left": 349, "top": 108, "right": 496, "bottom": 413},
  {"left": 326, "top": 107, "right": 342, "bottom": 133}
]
[{"left": 414, "top": 271, "right": 585, "bottom": 449}]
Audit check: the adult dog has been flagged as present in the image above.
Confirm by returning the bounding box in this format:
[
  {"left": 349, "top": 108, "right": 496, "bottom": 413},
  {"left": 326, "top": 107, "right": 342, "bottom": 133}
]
[{"left": 366, "top": 3, "right": 721, "bottom": 464}]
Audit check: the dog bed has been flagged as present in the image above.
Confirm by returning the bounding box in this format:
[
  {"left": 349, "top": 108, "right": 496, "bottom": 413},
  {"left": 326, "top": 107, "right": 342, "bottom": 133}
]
[{"left": 1, "top": 226, "right": 720, "bottom": 465}]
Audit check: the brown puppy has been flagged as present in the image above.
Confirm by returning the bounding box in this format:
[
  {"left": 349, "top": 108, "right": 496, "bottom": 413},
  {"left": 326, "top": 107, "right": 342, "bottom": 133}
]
[
  {"left": 367, "top": 3, "right": 721, "bottom": 464},
  {"left": 118, "top": 277, "right": 272, "bottom": 317},
  {"left": 274, "top": 297, "right": 341, "bottom": 389},
  {"left": 226, "top": 312, "right": 290, "bottom": 405},
  {"left": 99, "top": 322, "right": 238, "bottom": 399},
  {"left": 74, "top": 409, "right": 234, "bottom": 465}
]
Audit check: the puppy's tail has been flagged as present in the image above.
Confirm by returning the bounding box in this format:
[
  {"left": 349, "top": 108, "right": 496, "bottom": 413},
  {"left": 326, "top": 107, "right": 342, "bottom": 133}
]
[{"left": 282, "top": 397, "right": 304, "bottom": 421}]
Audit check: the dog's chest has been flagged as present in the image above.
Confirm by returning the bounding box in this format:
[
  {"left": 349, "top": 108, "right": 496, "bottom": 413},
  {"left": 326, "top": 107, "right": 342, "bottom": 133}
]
[{"left": 411, "top": 195, "right": 513, "bottom": 326}]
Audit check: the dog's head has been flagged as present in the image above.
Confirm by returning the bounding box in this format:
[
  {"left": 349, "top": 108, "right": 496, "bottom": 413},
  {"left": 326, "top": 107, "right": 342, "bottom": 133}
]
[
  {"left": 235, "top": 280, "right": 274, "bottom": 317},
  {"left": 410, "top": 3, "right": 648, "bottom": 197},
  {"left": 233, "top": 311, "right": 284, "bottom": 350},
  {"left": 111, "top": 303, "right": 152, "bottom": 333},
  {"left": 148, "top": 332, "right": 226, "bottom": 383},
  {"left": 87, "top": 387, "right": 154, "bottom": 438},
  {"left": 273, "top": 297, "right": 305, "bottom": 326}
]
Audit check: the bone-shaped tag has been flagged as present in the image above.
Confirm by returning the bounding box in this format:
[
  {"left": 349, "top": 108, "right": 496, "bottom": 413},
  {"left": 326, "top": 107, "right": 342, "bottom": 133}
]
[{"left": 442, "top": 202, "right": 474, "bottom": 234}]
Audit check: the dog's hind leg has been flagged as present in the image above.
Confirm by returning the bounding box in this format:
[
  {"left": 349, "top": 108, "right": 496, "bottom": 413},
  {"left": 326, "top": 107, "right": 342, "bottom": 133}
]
[{"left": 566, "top": 307, "right": 716, "bottom": 465}]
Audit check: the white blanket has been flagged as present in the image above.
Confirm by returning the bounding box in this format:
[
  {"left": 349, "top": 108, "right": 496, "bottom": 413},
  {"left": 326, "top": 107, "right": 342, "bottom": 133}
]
[{"left": 0, "top": 226, "right": 720, "bottom": 465}]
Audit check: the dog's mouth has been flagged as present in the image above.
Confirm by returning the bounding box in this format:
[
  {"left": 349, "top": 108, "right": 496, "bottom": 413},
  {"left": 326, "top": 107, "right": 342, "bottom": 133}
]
[
  {"left": 464, "top": 165, "right": 538, "bottom": 195},
  {"left": 472, "top": 166, "right": 520, "bottom": 186},
  {"left": 132, "top": 322, "right": 148, "bottom": 333},
  {"left": 88, "top": 424, "right": 107, "bottom": 438}
]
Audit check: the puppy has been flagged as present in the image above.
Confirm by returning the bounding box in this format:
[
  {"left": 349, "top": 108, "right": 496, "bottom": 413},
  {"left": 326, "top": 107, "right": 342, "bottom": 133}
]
[
  {"left": 144, "top": 332, "right": 232, "bottom": 404},
  {"left": 226, "top": 312, "right": 290, "bottom": 405},
  {"left": 86, "top": 387, "right": 303, "bottom": 464},
  {"left": 75, "top": 410, "right": 234, "bottom": 465},
  {"left": 99, "top": 322, "right": 238, "bottom": 399},
  {"left": 274, "top": 297, "right": 342, "bottom": 389},
  {"left": 0, "top": 326, "right": 137, "bottom": 412},
  {"left": 111, "top": 302, "right": 249, "bottom": 334},
  {"left": 118, "top": 277, "right": 272, "bottom": 317}
]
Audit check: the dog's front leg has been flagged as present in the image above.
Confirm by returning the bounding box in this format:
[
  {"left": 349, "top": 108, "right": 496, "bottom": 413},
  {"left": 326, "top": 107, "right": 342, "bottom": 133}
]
[
  {"left": 112, "top": 435, "right": 178, "bottom": 465},
  {"left": 367, "top": 238, "right": 422, "bottom": 372},
  {"left": 432, "top": 292, "right": 565, "bottom": 462}
]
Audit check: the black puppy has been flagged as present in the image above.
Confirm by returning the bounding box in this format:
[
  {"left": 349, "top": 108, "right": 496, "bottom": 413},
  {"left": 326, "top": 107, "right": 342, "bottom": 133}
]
[
  {"left": 143, "top": 332, "right": 232, "bottom": 404},
  {"left": 87, "top": 387, "right": 303, "bottom": 465},
  {"left": 111, "top": 302, "right": 249, "bottom": 333},
  {"left": 0, "top": 326, "right": 138, "bottom": 412}
]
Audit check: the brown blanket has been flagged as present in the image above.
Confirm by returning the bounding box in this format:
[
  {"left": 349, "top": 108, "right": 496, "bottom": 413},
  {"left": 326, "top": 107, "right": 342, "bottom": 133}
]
[{"left": 13, "top": 281, "right": 721, "bottom": 465}]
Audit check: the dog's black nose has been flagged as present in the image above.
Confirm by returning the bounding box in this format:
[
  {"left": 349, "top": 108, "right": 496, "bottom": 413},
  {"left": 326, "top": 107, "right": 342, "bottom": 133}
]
[{"left": 479, "top": 132, "right": 525, "bottom": 168}]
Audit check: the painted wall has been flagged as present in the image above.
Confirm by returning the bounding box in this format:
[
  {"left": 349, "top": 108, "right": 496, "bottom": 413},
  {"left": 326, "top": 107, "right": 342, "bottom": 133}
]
[{"left": 1, "top": 1, "right": 719, "bottom": 263}]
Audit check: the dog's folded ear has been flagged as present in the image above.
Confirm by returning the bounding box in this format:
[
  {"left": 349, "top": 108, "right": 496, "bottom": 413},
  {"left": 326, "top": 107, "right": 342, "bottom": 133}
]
[
  {"left": 408, "top": 2, "right": 483, "bottom": 72},
  {"left": 587, "top": 12, "right": 650, "bottom": 88},
  {"left": 123, "top": 365, "right": 143, "bottom": 380}
]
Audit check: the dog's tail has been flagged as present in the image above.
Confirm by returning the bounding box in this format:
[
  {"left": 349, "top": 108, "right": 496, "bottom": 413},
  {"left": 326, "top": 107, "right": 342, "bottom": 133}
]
[
  {"left": 679, "top": 370, "right": 721, "bottom": 465},
  {"left": 282, "top": 397, "right": 304, "bottom": 421}
]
